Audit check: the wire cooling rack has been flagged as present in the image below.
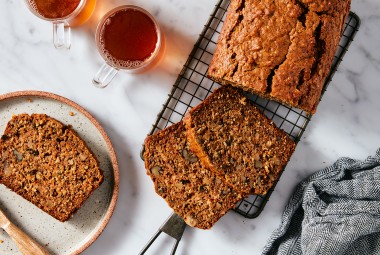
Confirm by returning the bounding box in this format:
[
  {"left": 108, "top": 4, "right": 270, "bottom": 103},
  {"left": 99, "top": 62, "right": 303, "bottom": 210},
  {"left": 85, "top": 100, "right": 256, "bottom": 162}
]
[{"left": 146, "top": 1, "right": 360, "bottom": 219}]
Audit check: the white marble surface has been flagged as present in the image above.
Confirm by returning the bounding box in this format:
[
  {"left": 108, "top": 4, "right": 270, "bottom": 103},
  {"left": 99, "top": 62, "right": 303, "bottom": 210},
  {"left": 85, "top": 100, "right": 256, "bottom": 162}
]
[{"left": 0, "top": 0, "right": 379, "bottom": 254}]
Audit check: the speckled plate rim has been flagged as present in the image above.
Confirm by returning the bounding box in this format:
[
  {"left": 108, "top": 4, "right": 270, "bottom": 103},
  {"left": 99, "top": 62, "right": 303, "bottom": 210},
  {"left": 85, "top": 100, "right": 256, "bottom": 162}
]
[{"left": 0, "top": 90, "right": 120, "bottom": 255}]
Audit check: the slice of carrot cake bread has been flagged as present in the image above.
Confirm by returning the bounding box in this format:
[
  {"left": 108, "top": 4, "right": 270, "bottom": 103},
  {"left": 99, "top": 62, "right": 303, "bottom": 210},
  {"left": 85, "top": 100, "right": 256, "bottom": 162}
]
[
  {"left": 183, "top": 86, "right": 296, "bottom": 196},
  {"left": 0, "top": 114, "right": 103, "bottom": 222},
  {"left": 144, "top": 122, "right": 242, "bottom": 229}
]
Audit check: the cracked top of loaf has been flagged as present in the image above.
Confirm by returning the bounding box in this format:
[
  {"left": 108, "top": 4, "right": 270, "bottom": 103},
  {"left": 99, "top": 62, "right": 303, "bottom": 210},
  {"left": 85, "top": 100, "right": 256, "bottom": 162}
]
[
  {"left": 207, "top": 0, "right": 351, "bottom": 114},
  {"left": 0, "top": 114, "right": 103, "bottom": 222}
]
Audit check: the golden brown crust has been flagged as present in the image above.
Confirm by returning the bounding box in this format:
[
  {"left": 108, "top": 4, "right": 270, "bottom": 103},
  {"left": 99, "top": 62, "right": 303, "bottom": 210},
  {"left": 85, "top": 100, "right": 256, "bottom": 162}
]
[
  {"left": 183, "top": 86, "right": 296, "bottom": 196},
  {"left": 143, "top": 122, "right": 242, "bottom": 229},
  {"left": 208, "top": 0, "right": 351, "bottom": 114},
  {"left": 0, "top": 114, "right": 103, "bottom": 222}
]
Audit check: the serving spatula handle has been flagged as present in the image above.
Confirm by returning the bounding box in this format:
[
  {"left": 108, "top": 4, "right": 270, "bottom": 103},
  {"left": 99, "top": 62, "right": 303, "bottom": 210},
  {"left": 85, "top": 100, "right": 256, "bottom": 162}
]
[
  {"left": 1, "top": 217, "right": 50, "bottom": 255},
  {"left": 139, "top": 213, "right": 186, "bottom": 255}
]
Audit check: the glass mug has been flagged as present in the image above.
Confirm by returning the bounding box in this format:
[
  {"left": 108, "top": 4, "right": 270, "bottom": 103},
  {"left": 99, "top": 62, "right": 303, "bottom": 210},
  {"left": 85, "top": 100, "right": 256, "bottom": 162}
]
[
  {"left": 25, "top": 0, "right": 96, "bottom": 49},
  {"left": 93, "top": 5, "right": 164, "bottom": 88}
]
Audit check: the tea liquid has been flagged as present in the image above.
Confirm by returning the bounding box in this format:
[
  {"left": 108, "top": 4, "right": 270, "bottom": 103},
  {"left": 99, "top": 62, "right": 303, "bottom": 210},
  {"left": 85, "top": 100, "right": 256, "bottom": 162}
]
[
  {"left": 99, "top": 8, "right": 158, "bottom": 68},
  {"left": 28, "top": 0, "right": 81, "bottom": 19}
]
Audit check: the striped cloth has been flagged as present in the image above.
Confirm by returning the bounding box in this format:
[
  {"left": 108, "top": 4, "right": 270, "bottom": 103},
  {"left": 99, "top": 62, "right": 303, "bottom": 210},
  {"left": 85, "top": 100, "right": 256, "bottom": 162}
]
[{"left": 262, "top": 149, "right": 380, "bottom": 255}]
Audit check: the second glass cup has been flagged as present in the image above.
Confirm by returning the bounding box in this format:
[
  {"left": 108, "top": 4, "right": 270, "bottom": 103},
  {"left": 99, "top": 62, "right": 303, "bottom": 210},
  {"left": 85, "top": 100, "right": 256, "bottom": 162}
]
[
  {"left": 93, "top": 5, "right": 164, "bottom": 88},
  {"left": 25, "top": 0, "right": 96, "bottom": 49}
]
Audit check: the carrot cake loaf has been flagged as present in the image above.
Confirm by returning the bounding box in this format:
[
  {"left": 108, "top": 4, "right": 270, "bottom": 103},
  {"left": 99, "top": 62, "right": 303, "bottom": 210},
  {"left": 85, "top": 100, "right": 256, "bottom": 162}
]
[{"left": 207, "top": 0, "right": 351, "bottom": 114}]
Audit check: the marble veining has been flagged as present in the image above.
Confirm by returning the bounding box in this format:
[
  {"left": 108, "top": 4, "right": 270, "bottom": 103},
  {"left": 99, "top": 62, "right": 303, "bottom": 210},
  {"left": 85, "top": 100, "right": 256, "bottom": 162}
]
[{"left": 0, "top": 0, "right": 379, "bottom": 254}]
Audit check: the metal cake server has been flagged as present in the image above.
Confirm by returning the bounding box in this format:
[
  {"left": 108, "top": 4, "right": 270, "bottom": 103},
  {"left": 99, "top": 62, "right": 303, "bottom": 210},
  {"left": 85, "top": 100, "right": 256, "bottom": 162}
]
[
  {"left": 139, "top": 213, "right": 187, "bottom": 255},
  {"left": 0, "top": 207, "right": 50, "bottom": 255}
]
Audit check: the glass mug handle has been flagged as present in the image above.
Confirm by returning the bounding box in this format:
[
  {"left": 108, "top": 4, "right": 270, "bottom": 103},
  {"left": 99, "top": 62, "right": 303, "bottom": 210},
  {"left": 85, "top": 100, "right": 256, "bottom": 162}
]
[
  {"left": 53, "top": 21, "right": 71, "bottom": 49},
  {"left": 93, "top": 63, "right": 119, "bottom": 88}
]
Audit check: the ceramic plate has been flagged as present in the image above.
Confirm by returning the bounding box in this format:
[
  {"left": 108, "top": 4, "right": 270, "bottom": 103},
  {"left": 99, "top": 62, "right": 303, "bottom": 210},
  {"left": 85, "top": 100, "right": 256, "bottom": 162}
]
[{"left": 0, "top": 91, "right": 119, "bottom": 255}]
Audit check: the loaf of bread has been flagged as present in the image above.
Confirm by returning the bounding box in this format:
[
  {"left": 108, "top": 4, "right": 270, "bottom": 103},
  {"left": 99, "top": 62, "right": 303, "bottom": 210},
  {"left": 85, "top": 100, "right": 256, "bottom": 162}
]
[
  {"left": 144, "top": 122, "right": 242, "bottom": 229},
  {"left": 207, "top": 0, "right": 351, "bottom": 114},
  {"left": 0, "top": 114, "right": 103, "bottom": 222},
  {"left": 183, "top": 86, "right": 296, "bottom": 196}
]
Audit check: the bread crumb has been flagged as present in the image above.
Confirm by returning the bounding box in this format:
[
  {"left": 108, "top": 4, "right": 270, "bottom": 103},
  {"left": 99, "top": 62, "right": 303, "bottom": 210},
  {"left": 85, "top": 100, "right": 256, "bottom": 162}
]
[{"left": 69, "top": 112, "right": 75, "bottom": 116}]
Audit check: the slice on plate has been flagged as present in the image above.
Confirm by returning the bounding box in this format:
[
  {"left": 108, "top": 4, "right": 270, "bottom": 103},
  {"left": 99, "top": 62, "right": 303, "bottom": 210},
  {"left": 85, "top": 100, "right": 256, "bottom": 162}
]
[{"left": 0, "top": 113, "right": 103, "bottom": 222}]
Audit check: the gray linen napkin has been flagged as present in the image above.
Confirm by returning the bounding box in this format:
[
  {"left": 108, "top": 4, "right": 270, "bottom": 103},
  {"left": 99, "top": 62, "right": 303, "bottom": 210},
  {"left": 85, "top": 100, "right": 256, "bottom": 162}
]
[{"left": 262, "top": 149, "right": 380, "bottom": 255}]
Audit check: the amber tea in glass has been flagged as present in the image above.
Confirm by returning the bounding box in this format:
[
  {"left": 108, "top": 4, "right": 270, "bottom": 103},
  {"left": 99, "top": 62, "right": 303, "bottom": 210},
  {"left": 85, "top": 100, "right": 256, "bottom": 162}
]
[
  {"left": 25, "top": 0, "right": 96, "bottom": 49},
  {"left": 93, "top": 5, "right": 164, "bottom": 88}
]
